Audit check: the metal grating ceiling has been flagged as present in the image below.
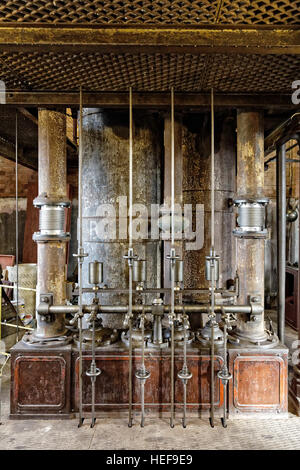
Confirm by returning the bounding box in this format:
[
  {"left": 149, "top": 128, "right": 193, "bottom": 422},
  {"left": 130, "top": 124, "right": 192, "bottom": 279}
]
[
  {"left": 0, "top": 0, "right": 299, "bottom": 24},
  {"left": 0, "top": 52, "right": 298, "bottom": 93}
]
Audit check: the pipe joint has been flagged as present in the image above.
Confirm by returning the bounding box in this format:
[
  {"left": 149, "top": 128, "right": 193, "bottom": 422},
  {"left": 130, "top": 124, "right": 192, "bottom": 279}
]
[
  {"left": 33, "top": 195, "right": 71, "bottom": 242},
  {"left": 233, "top": 197, "right": 269, "bottom": 239}
]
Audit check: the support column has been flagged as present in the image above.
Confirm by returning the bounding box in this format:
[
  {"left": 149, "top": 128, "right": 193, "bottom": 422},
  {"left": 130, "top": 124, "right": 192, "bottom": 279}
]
[
  {"left": 235, "top": 110, "right": 267, "bottom": 342},
  {"left": 34, "top": 109, "right": 69, "bottom": 339}
]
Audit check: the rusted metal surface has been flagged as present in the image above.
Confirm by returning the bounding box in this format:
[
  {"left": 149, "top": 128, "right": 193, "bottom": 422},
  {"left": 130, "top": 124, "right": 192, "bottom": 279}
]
[
  {"left": 81, "top": 109, "right": 162, "bottom": 328},
  {"left": 3, "top": 93, "right": 295, "bottom": 109},
  {"left": 0, "top": 1, "right": 299, "bottom": 25},
  {"left": 182, "top": 113, "right": 236, "bottom": 328},
  {"left": 237, "top": 111, "right": 265, "bottom": 197},
  {"left": 10, "top": 343, "right": 72, "bottom": 418},
  {"left": 36, "top": 243, "right": 67, "bottom": 337},
  {"left": 72, "top": 347, "right": 224, "bottom": 413},
  {"left": 0, "top": 25, "right": 298, "bottom": 55},
  {"left": 38, "top": 110, "right": 67, "bottom": 200},
  {"left": 235, "top": 110, "right": 266, "bottom": 340},
  {"left": 10, "top": 341, "right": 289, "bottom": 418},
  {"left": 228, "top": 347, "right": 288, "bottom": 415},
  {"left": 163, "top": 115, "right": 183, "bottom": 302},
  {"left": 35, "top": 109, "right": 68, "bottom": 339}
]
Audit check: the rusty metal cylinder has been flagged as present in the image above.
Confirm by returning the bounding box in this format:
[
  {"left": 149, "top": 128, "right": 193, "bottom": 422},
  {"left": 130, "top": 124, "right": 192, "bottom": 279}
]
[
  {"left": 35, "top": 109, "right": 67, "bottom": 339},
  {"left": 235, "top": 110, "right": 266, "bottom": 341},
  {"left": 81, "top": 109, "right": 162, "bottom": 329}
]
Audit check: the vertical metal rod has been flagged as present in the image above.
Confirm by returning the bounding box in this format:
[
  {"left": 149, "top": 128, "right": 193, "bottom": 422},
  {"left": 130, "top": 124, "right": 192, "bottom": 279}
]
[
  {"left": 222, "top": 323, "right": 228, "bottom": 428},
  {"left": 128, "top": 86, "right": 133, "bottom": 428},
  {"left": 141, "top": 311, "right": 145, "bottom": 427},
  {"left": 276, "top": 143, "right": 286, "bottom": 344},
  {"left": 170, "top": 317, "right": 175, "bottom": 428},
  {"left": 129, "top": 87, "right": 133, "bottom": 249},
  {"left": 209, "top": 88, "right": 216, "bottom": 428},
  {"left": 0, "top": 286, "right": 2, "bottom": 425},
  {"left": 171, "top": 87, "right": 175, "bottom": 247},
  {"left": 210, "top": 88, "right": 215, "bottom": 252},
  {"left": 91, "top": 318, "right": 96, "bottom": 428},
  {"left": 170, "top": 87, "right": 175, "bottom": 428},
  {"left": 78, "top": 86, "right": 84, "bottom": 427},
  {"left": 15, "top": 111, "right": 19, "bottom": 342},
  {"left": 182, "top": 320, "right": 187, "bottom": 428},
  {"left": 210, "top": 263, "right": 215, "bottom": 428},
  {"left": 128, "top": 269, "right": 133, "bottom": 428}
]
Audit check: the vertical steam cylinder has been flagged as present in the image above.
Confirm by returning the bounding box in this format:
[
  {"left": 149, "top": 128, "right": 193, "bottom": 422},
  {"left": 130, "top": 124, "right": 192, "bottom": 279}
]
[
  {"left": 35, "top": 109, "right": 68, "bottom": 339},
  {"left": 182, "top": 113, "right": 236, "bottom": 327},
  {"left": 81, "top": 109, "right": 161, "bottom": 329},
  {"left": 235, "top": 110, "right": 266, "bottom": 342}
]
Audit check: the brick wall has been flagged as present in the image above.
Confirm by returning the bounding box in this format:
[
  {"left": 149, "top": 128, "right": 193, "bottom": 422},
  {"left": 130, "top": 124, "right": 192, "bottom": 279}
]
[{"left": 0, "top": 156, "right": 37, "bottom": 197}]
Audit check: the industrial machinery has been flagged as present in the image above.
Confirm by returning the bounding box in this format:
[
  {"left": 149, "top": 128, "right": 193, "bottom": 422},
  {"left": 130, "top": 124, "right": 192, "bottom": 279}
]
[{"left": 9, "top": 87, "right": 290, "bottom": 428}]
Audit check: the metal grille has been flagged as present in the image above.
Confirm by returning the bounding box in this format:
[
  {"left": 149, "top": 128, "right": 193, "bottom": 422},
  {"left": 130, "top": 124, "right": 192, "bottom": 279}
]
[
  {"left": 0, "top": 52, "right": 298, "bottom": 93},
  {"left": 0, "top": 0, "right": 299, "bottom": 24}
]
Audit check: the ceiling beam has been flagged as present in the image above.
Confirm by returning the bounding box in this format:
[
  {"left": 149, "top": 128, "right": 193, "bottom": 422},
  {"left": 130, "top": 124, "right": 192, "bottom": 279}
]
[
  {"left": 0, "top": 137, "right": 37, "bottom": 170},
  {"left": 3, "top": 92, "right": 296, "bottom": 109},
  {"left": 0, "top": 24, "right": 298, "bottom": 54}
]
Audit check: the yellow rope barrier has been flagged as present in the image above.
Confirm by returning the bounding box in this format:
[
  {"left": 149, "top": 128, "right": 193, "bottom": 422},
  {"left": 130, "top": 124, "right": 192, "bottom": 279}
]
[{"left": 0, "top": 284, "right": 36, "bottom": 292}]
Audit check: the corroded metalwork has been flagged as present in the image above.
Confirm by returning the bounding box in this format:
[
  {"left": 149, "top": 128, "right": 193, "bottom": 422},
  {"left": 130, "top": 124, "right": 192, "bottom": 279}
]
[
  {"left": 0, "top": 51, "right": 299, "bottom": 93},
  {"left": 0, "top": 0, "right": 299, "bottom": 24}
]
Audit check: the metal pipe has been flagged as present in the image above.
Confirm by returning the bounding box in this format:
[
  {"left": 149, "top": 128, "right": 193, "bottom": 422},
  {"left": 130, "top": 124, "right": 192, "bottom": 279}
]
[
  {"left": 211, "top": 88, "right": 215, "bottom": 252},
  {"left": 15, "top": 111, "right": 19, "bottom": 342},
  {"left": 140, "top": 311, "right": 145, "bottom": 427},
  {"left": 35, "top": 109, "right": 68, "bottom": 339},
  {"left": 217, "top": 318, "right": 232, "bottom": 428},
  {"left": 209, "top": 88, "right": 216, "bottom": 428},
  {"left": 127, "top": 86, "right": 134, "bottom": 428},
  {"left": 210, "top": 263, "right": 215, "bottom": 428},
  {"left": 135, "top": 308, "right": 150, "bottom": 427},
  {"left": 76, "top": 86, "right": 86, "bottom": 427},
  {"left": 41, "top": 303, "right": 261, "bottom": 315},
  {"left": 169, "top": 87, "right": 176, "bottom": 429},
  {"left": 86, "top": 314, "right": 101, "bottom": 428},
  {"left": 235, "top": 110, "right": 266, "bottom": 341},
  {"left": 222, "top": 323, "right": 227, "bottom": 427},
  {"left": 276, "top": 143, "right": 286, "bottom": 343},
  {"left": 76, "top": 287, "right": 238, "bottom": 296},
  {"left": 178, "top": 313, "right": 192, "bottom": 428}
]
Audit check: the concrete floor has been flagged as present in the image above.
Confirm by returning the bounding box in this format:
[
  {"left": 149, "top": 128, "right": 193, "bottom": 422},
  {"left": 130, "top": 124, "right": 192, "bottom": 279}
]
[{"left": 1, "top": 314, "right": 300, "bottom": 450}]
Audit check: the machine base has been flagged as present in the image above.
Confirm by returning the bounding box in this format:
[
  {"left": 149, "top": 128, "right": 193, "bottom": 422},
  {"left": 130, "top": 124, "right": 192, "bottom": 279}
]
[
  {"left": 10, "top": 340, "right": 288, "bottom": 419},
  {"left": 228, "top": 344, "right": 288, "bottom": 416}
]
